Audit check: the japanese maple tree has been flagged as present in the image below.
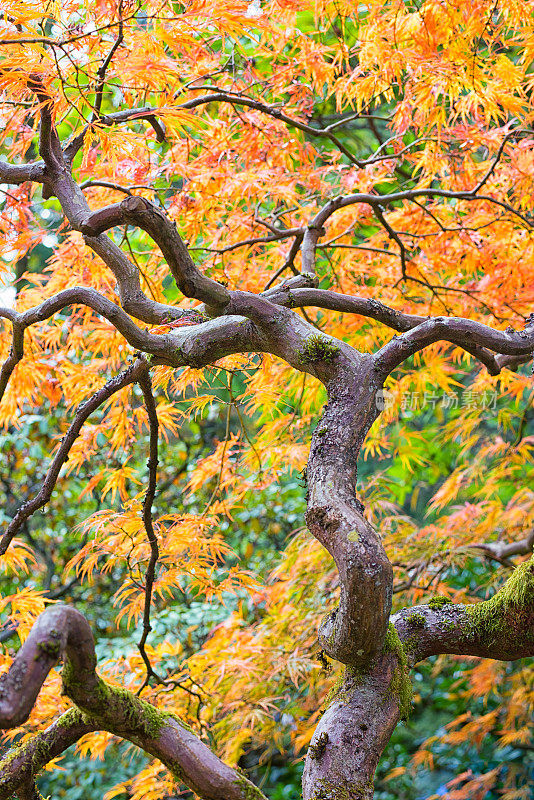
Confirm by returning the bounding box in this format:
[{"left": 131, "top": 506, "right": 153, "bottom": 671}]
[{"left": 1, "top": 0, "right": 534, "bottom": 798}]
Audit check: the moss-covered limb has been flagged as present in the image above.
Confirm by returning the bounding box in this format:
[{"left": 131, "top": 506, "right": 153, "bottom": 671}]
[
  {"left": 61, "top": 665, "right": 269, "bottom": 800},
  {"left": 428, "top": 595, "right": 449, "bottom": 609},
  {"left": 61, "top": 663, "right": 167, "bottom": 739},
  {"left": 136, "top": 717, "right": 268, "bottom": 800},
  {"left": 0, "top": 709, "right": 97, "bottom": 800},
  {"left": 393, "top": 556, "right": 534, "bottom": 665},
  {"left": 233, "top": 773, "right": 270, "bottom": 800},
  {"left": 316, "top": 554, "right": 534, "bottom": 795},
  {"left": 383, "top": 623, "right": 412, "bottom": 720},
  {"left": 0, "top": 607, "right": 267, "bottom": 800},
  {"left": 307, "top": 778, "right": 373, "bottom": 800}
]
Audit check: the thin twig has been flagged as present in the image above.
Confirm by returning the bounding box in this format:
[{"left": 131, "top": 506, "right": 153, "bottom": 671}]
[
  {"left": 137, "top": 368, "right": 162, "bottom": 690},
  {"left": 0, "top": 358, "right": 147, "bottom": 556}
]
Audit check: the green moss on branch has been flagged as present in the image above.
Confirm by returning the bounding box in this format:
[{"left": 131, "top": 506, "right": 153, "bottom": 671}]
[
  {"left": 466, "top": 555, "right": 534, "bottom": 638},
  {"left": 405, "top": 612, "right": 426, "bottom": 627},
  {"left": 61, "top": 663, "right": 166, "bottom": 738},
  {"left": 234, "top": 772, "right": 267, "bottom": 799},
  {"left": 298, "top": 335, "right": 340, "bottom": 363},
  {"left": 383, "top": 623, "right": 412, "bottom": 720},
  {"left": 428, "top": 595, "right": 450, "bottom": 609}
]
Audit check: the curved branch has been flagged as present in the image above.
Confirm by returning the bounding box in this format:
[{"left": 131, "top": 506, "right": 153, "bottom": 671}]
[
  {"left": 0, "top": 160, "right": 45, "bottom": 184},
  {"left": 375, "top": 315, "right": 534, "bottom": 376},
  {"left": 0, "top": 606, "right": 267, "bottom": 800},
  {"left": 302, "top": 652, "right": 402, "bottom": 800},
  {"left": 263, "top": 288, "right": 508, "bottom": 375},
  {"left": 306, "top": 354, "right": 393, "bottom": 666},
  {"left": 0, "top": 358, "right": 147, "bottom": 556},
  {"left": 0, "top": 288, "right": 171, "bottom": 406},
  {"left": 26, "top": 75, "right": 63, "bottom": 170},
  {"left": 8, "top": 86, "right": 209, "bottom": 323},
  {"left": 80, "top": 196, "right": 230, "bottom": 309},
  {"left": 137, "top": 370, "right": 161, "bottom": 683},
  {"left": 266, "top": 287, "right": 429, "bottom": 331},
  {"left": 83, "top": 234, "right": 192, "bottom": 325},
  {"left": 306, "top": 186, "right": 534, "bottom": 232},
  {"left": 0, "top": 318, "right": 24, "bottom": 401},
  {"left": 4, "top": 287, "right": 168, "bottom": 353},
  {"left": 0, "top": 708, "right": 98, "bottom": 800},
  {"left": 290, "top": 173, "right": 533, "bottom": 285},
  {"left": 77, "top": 94, "right": 364, "bottom": 166}
]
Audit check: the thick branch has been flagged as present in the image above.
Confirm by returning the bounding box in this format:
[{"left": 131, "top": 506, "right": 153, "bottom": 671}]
[
  {"left": 0, "top": 318, "right": 24, "bottom": 401},
  {"left": 302, "top": 653, "right": 402, "bottom": 800},
  {"left": 306, "top": 354, "right": 393, "bottom": 666},
  {"left": 26, "top": 75, "right": 63, "bottom": 170},
  {"left": 375, "top": 315, "right": 534, "bottom": 376},
  {"left": 0, "top": 607, "right": 266, "bottom": 800},
  {"left": 266, "top": 288, "right": 506, "bottom": 375},
  {"left": 0, "top": 287, "right": 169, "bottom": 380},
  {"left": 80, "top": 196, "right": 230, "bottom": 310},
  {"left": 300, "top": 225, "right": 324, "bottom": 277},
  {"left": 7, "top": 88, "right": 201, "bottom": 323},
  {"left": 83, "top": 234, "right": 193, "bottom": 325},
  {"left": 0, "top": 160, "right": 45, "bottom": 184},
  {"left": 267, "top": 287, "right": 429, "bottom": 331},
  {"left": 0, "top": 709, "right": 98, "bottom": 800},
  {"left": 393, "top": 556, "right": 534, "bottom": 664}
]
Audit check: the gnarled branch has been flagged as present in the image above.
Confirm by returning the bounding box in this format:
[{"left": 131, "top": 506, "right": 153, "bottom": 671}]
[
  {"left": 0, "top": 606, "right": 266, "bottom": 800},
  {"left": 80, "top": 196, "right": 230, "bottom": 310},
  {"left": 375, "top": 315, "right": 534, "bottom": 376}
]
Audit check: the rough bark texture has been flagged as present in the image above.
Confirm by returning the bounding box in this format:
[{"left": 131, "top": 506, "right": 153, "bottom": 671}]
[
  {"left": 306, "top": 354, "right": 392, "bottom": 667},
  {"left": 393, "top": 556, "right": 534, "bottom": 664},
  {"left": 0, "top": 607, "right": 266, "bottom": 800},
  {"left": 302, "top": 654, "right": 403, "bottom": 800}
]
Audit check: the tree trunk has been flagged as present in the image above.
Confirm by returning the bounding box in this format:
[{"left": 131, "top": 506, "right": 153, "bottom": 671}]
[
  {"left": 303, "top": 353, "right": 399, "bottom": 797},
  {"left": 302, "top": 655, "right": 403, "bottom": 800}
]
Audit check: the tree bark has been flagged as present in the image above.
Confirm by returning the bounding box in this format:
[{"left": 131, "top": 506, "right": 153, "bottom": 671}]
[
  {"left": 306, "top": 354, "right": 392, "bottom": 667},
  {"left": 302, "top": 353, "right": 399, "bottom": 798},
  {"left": 302, "top": 655, "right": 402, "bottom": 800}
]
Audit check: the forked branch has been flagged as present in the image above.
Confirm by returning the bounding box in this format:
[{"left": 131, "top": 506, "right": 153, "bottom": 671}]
[
  {"left": 0, "top": 606, "right": 266, "bottom": 800},
  {"left": 375, "top": 314, "right": 534, "bottom": 376},
  {"left": 80, "top": 196, "right": 230, "bottom": 310}
]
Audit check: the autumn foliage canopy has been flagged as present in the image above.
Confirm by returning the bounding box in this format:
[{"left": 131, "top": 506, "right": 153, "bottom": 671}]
[{"left": 0, "top": 0, "right": 534, "bottom": 798}]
